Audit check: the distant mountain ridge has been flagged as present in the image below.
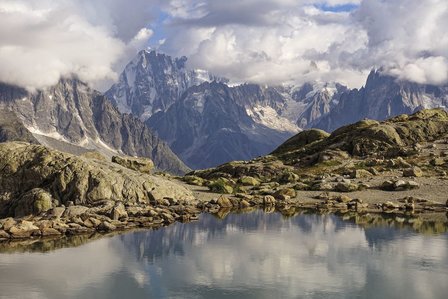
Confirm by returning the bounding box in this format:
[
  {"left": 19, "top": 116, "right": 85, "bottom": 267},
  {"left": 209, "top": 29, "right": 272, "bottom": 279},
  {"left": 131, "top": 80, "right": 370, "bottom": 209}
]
[
  {"left": 147, "top": 81, "right": 295, "bottom": 169},
  {"left": 0, "top": 79, "right": 190, "bottom": 174},
  {"left": 3, "top": 50, "right": 446, "bottom": 174},
  {"left": 106, "top": 50, "right": 343, "bottom": 169},
  {"left": 311, "top": 70, "right": 448, "bottom": 131},
  {"left": 106, "top": 50, "right": 226, "bottom": 121}
]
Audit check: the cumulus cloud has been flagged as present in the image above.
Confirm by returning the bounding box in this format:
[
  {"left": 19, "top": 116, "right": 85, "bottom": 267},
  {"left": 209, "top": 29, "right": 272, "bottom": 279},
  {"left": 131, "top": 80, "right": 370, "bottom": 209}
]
[
  {"left": 158, "top": 0, "right": 448, "bottom": 88},
  {"left": 354, "top": 0, "right": 448, "bottom": 86},
  {"left": 1, "top": 0, "right": 447, "bottom": 90},
  {"left": 0, "top": 0, "right": 157, "bottom": 90}
]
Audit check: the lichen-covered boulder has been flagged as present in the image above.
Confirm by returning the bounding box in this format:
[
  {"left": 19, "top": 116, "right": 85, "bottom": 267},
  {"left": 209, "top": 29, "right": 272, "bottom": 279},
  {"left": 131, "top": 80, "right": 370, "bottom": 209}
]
[
  {"left": 112, "top": 155, "right": 154, "bottom": 174},
  {"left": 11, "top": 188, "right": 54, "bottom": 218},
  {"left": 239, "top": 176, "right": 261, "bottom": 186},
  {"left": 0, "top": 142, "right": 194, "bottom": 217}
]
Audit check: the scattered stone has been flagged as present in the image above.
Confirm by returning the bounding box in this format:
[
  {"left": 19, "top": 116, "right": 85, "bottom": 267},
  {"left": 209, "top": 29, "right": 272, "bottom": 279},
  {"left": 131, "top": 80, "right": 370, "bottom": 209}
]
[
  {"left": 311, "top": 182, "right": 333, "bottom": 191},
  {"left": 50, "top": 207, "right": 66, "bottom": 218},
  {"left": 239, "top": 176, "right": 261, "bottom": 186},
  {"left": 335, "top": 182, "right": 359, "bottom": 192},
  {"left": 209, "top": 179, "right": 234, "bottom": 194},
  {"left": 0, "top": 230, "right": 10, "bottom": 239},
  {"left": 161, "top": 212, "right": 175, "bottom": 224},
  {"left": 403, "top": 167, "right": 423, "bottom": 177},
  {"left": 41, "top": 227, "right": 62, "bottom": 236},
  {"left": 89, "top": 217, "right": 102, "bottom": 228},
  {"left": 381, "top": 180, "right": 420, "bottom": 191},
  {"left": 80, "top": 151, "right": 107, "bottom": 161},
  {"left": 263, "top": 195, "right": 276, "bottom": 206},
  {"left": 126, "top": 206, "right": 145, "bottom": 217},
  {"left": 273, "top": 188, "right": 296, "bottom": 199},
  {"left": 382, "top": 201, "right": 400, "bottom": 210},
  {"left": 388, "top": 157, "right": 412, "bottom": 168},
  {"left": 293, "top": 182, "right": 310, "bottom": 191},
  {"left": 333, "top": 203, "right": 348, "bottom": 210},
  {"left": 431, "top": 158, "right": 445, "bottom": 166},
  {"left": 336, "top": 195, "right": 352, "bottom": 203},
  {"left": 183, "top": 176, "right": 205, "bottom": 186},
  {"left": 350, "top": 169, "right": 373, "bottom": 179},
  {"left": 98, "top": 221, "right": 117, "bottom": 232},
  {"left": 64, "top": 206, "right": 89, "bottom": 218},
  {"left": 112, "top": 202, "right": 128, "bottom": 221},
  {"left": 216, "top": 196, "right": 233, "bottom": 208},
  {"left": 278, "top": 172, "right": 299, "bottom": 184},
  {"left": 9, "top": 220, "right": 40, "bottom": 238},
  {"left": 315, "top": 192, "right": 331, "bottom": 200},
  {"left": 368, "top": 167, "right": 380, "bottom": 175},
  {"left": 239, "top": 200, "right": 251, "bottom": 208},
  {"left": 276, "top": 194, "right": 291, "bottom": 201},
  {"left": 157, "top": 198, "right": 171, "bottom": 206},
  {"left": 404, "top": 202, "right": 415, "bottom": 211},
  {"left": 0, "top": 218, "right": 16, "bottom": 231},
  {"left": 407, "top": 181, "right": 420, "bottom": 189}
]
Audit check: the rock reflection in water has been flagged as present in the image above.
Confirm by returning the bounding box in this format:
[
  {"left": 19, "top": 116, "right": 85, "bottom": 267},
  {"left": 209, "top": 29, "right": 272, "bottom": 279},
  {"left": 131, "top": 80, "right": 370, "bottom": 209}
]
[{"left": 0, "top": 211, "right": 447, "bottom": 299}]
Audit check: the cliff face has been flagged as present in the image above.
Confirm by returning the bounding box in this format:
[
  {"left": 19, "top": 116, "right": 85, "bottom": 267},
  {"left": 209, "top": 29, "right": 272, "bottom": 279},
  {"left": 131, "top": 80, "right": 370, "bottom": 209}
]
[
  {"left": 0, "top": 79, "right": 190, "bottom": 175},
  {"left": 147, "top": 82, "right": 295, "bottom": 169},
  {"left": 106, "top": 50, "right": 224, "bottom": 121},
  {"left": 312, "top": 71, "right": 448, "bottom": 132}
]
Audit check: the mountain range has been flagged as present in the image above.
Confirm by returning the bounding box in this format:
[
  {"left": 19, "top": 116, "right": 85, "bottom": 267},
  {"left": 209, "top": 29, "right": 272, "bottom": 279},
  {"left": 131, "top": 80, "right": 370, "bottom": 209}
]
[
  {"left": 0, "top": 80, "right": 189, "bottom": 174},
  {"left": 1, "top": 49, "right": 447, "bottom": 172}
]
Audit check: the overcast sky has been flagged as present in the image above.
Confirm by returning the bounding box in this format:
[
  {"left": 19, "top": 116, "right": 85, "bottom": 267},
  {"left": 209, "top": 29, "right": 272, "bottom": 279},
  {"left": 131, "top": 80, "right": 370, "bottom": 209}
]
[{"left": 0, "top": 0, "right": 447, "bottom": 91}]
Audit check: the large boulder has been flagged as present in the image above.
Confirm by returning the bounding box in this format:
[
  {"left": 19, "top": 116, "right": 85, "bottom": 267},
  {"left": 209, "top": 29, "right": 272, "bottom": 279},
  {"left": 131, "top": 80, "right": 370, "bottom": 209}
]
[
  {"left": 403, "top": 167, "right": 423, "bottom": 178},
  {"left": 0, "top": 142, "right": 194, "bottom": 217},
  {"left": 112, "top": 155, "right": 154, "bottom": 174},
  {"left": 208, "top": 178, "right": 234, "bottom": 194},
  {"left": 12, "top": 188, "right": 54, "bottom": 217}
]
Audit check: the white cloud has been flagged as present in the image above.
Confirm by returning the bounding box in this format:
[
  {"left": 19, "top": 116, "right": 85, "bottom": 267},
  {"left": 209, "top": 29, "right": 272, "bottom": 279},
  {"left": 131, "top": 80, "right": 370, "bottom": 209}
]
[
  {"left": 0, "top": 0, "right": 156, "bottom": 91},
  {"left": 1, "top": 0, "right": 447, "bottom": 91},
  {"left": 158, "top": 0, "right": 448, "bottom": 88}
]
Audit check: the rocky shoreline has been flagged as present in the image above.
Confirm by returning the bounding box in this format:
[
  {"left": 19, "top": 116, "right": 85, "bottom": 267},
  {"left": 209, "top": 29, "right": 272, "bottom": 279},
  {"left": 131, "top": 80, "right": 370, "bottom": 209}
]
[
  {"left": 2, "top": 109, "right": 448, "bottom": 245},
  {"left": 1, "top": 186, "right": 447, "bottom": 244}
]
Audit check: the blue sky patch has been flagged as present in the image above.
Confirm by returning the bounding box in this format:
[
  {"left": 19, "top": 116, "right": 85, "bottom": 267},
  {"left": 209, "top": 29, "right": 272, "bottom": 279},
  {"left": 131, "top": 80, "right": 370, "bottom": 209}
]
[{"left": 316, "top": 4, "right": 359, "bottom": 12}]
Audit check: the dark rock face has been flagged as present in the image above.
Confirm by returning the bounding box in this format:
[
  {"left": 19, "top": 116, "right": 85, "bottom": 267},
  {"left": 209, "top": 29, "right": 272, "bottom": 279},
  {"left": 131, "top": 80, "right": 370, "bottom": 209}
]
[
  {"left": 147, "top": 82, "right": 294, "bottom": 169},
  {"left": 0, "top": 79, "right": 189, "bottom": 175},
  {"left": 106, "top": 50, "right": 224, "bottom": 121},
  {"left": 0, "top": 108, "right": 37, "bottom": 144},
  {"left": 312, "top": 70, "right": 448, "bottom": 132},
  {"left": 108, "top": 51, "right": 346, "bottom": 169}
]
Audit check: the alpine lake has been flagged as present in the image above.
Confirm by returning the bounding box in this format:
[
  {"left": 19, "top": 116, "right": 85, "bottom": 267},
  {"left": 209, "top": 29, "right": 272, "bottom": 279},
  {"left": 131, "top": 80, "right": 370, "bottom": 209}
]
[{"left": 0, "top": 209, "right": 447, "bottom": 299}]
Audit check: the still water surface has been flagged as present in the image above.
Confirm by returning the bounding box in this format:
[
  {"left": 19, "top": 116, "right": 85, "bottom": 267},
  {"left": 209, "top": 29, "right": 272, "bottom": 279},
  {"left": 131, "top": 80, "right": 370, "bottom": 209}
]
[{"left": 0, "top": 211, "right": 447, "bottom": 299}]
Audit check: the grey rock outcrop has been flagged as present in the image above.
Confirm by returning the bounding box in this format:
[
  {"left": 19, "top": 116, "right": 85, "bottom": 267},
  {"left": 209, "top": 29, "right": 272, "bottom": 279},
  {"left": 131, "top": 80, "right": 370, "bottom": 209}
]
[
  {"left": 0, "top": 142, "right": 194, "bottom": 218},
  {"left": 112, "top": 156, "right": 154, "bottom": 174},
  {"left": 147, "top": 82, "right": 295, "bottom": 169},
  {"left": 106, "top": 50, "right": 224, "bottom": 121}
]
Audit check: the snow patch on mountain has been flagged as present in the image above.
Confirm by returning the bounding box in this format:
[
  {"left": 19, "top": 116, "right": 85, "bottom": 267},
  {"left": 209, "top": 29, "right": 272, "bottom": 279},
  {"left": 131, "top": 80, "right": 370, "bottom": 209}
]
[
  {"left": 246, "top": 105, "right": 300, "bottom": 133},
  {"left": 27, "top": 126, "right": 68, "bottom": 143}
]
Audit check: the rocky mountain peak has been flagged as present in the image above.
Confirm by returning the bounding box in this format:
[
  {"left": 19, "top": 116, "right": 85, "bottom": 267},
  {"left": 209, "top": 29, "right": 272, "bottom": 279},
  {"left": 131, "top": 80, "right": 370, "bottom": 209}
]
[
  {"left": 0, "top": 78, "right": 190, "bottom": 174},
  {"left": 106, "top": 50, "right": 222, "bottom": 121}
]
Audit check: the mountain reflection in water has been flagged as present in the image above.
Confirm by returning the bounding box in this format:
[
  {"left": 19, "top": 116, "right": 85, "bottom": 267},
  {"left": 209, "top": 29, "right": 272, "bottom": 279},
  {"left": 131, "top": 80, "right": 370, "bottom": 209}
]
[{"left": 0, "top": 211, "right": 447, "bottom": 299}]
